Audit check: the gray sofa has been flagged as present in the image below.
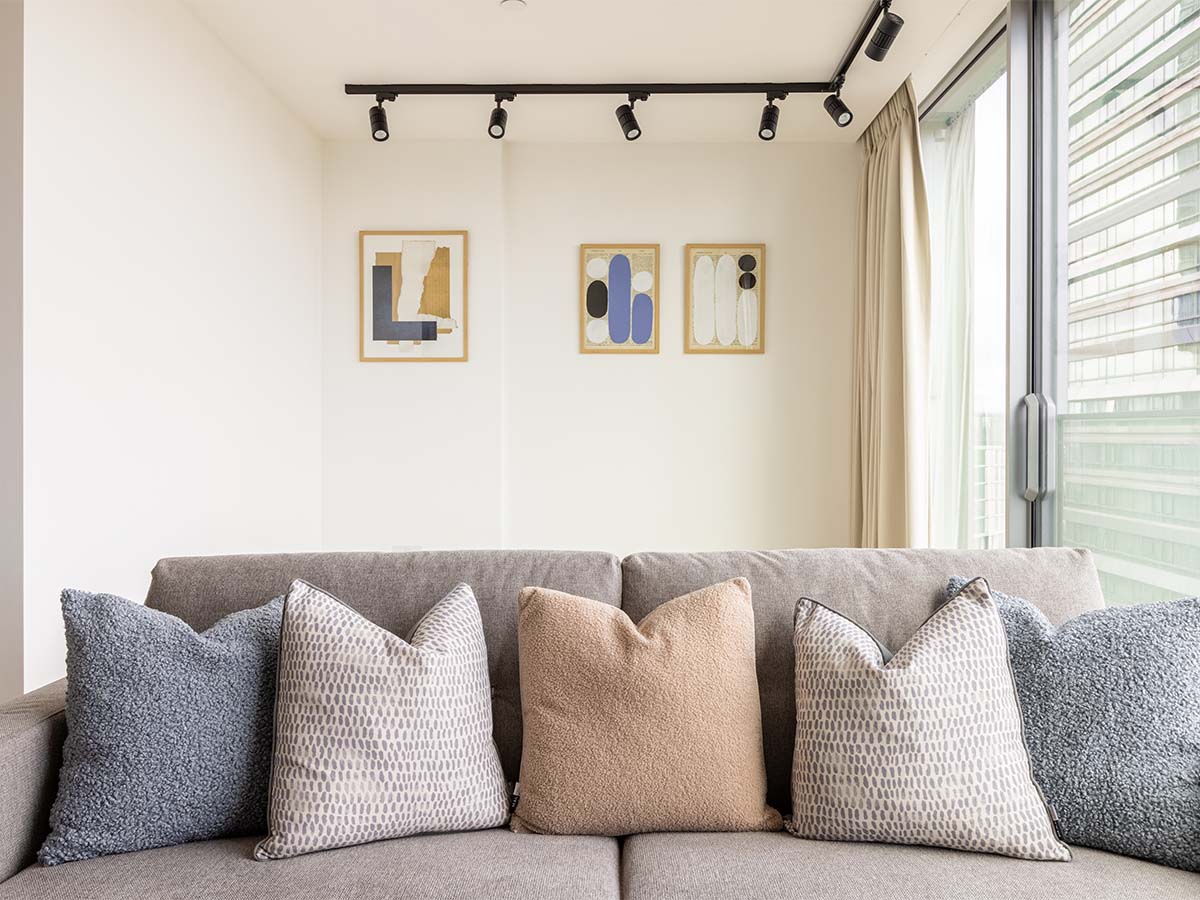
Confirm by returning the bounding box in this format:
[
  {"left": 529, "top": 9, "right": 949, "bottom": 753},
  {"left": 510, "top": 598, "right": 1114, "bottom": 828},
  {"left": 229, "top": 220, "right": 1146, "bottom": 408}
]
[{"left": 1, "top": 548, "right": 1197, "bottom": 900}]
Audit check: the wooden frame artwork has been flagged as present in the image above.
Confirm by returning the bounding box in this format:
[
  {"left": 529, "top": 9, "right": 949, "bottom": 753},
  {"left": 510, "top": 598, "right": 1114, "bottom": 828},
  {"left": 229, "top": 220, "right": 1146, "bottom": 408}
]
[
  {"left": 684, "top": 243, "right": 765, "bottom": 354},
  {"left": 579, "top": 243, "right": 660, "bottom": 354},
  {"left": 359, "top": 230, "right": 468, "bottom": 362}
]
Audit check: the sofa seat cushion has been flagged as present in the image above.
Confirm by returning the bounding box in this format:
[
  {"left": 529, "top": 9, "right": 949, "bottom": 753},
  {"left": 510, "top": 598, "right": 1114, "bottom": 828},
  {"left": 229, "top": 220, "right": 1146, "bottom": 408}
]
[
  {"left": 621, "top": 832, "right": 1200, "bottom": 900},
  {"left": 0, "top": 830, "right": 619, "bottom": 900}
]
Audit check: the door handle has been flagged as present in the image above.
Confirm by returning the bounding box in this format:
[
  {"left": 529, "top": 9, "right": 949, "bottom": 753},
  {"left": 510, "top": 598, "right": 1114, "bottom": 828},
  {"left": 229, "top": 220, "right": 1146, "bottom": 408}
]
[{"left": 1022, "top": 392, "right": 1055, "bottom": 502}]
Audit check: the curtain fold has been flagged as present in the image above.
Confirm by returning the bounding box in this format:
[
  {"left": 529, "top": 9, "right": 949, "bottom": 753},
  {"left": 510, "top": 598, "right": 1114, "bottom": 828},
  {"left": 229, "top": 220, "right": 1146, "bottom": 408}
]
[{"left": 850, "top": 79, "right": 933, "bottom": 548}]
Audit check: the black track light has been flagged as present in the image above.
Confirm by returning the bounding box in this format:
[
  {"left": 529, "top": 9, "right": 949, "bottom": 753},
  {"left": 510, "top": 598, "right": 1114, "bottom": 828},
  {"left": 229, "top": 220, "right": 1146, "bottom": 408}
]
[
  {"left": 824, "top": 94, "right": 853, "bottom": 128},
  {"left": 616, "top": 92, "right": 648, "bottom": 141},
  {"left": 369, "top": 92, "right": 396, "bottom": 142},
  {"left": 759, "top": 103, "right": 779, "bottom": 140},
  {"left": 488, "top": 106, "right": 507, "bottom": 138},
  {"left": 759, "top": 90, "right": 786, "bottom": 141},
  {"left": 369, "top": 104, "right": 389, "bottom": 142},
  {"left": 615, "top": 104, "right": 639, "bottom": 139},
  {"left": 489, "top": 93, "right": 514, "bottom": 139},
  {"left": 865, "top": 11, "right": 904, "bottom": 62}
]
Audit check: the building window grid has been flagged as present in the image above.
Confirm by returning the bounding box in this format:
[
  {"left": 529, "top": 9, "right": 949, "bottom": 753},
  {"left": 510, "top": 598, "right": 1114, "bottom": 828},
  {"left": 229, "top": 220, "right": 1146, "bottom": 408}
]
[
  {"left": 1068, "top": 1, "right": 1190, "bottom": 100},
  {"left": 1068, "top": 291, "right": 1200, "bottom": 343},
  {"left": 1068, "top": 389, "right": 1200, "bottom": 413},
  {"left": 1069, "top": 88, "right": 1200, "bottom": 182},
  {"left": 1066, "top": 341, "right": 1200, "bottom": 384},
  {"left": 1068, "top": 188, "right": 1199, "bottom": 264},
  {"left": 1064, "top": 434, "right": 1200, "bottom": 466},
  {"left": 1068, "top": 0, "right": 1143, "bottom": 60},
  {"left": 1063, "top": 479, "right": 1200, "bottom": 522},
  {"left": 1061, "top": 520, "right": 1200, "bottom": 572},
  {"left": 1067, "top": 240, "right": 1199, "bottom": 302},
  {"left": 973, "top": 417, "right": 1007, "bottom": 549},
  {"left": 1069, "top": 136, "right": 1199, "bottom": 223},
  {"left": 1068, "top": 36, "right": 1196, "bottom": 142},
  {"left": 1068, "top": 0, "right": 1200, "bottom": 59}
]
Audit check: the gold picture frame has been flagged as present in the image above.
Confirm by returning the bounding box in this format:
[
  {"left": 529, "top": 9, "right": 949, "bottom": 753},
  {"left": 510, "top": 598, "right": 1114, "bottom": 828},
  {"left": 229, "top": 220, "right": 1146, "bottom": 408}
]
[
  {"left": 359, "top": 230, "right": 469, "bottom": 362},
  {"left": 684, "top": 243, "right": 765, "bottom": 354},
  {"left": 579, "top": 243, "right": 660, "bottom": 354}
]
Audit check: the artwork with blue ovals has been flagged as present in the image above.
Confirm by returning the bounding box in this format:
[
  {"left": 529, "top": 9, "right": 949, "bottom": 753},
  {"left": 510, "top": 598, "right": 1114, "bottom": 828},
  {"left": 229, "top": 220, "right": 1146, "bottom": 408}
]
[{"left": 580, "top": 244, "right": 660, "bottom": 353}]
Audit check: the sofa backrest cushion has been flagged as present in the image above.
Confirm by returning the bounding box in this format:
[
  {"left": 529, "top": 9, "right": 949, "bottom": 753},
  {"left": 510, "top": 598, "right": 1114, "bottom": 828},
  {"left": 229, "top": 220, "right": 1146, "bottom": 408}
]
[
  {"left": 146, "top": 550, "right": 622, "bottom": 782},
  {"left": 620, "top": 547, "right": 1104, "bottom": 813}
]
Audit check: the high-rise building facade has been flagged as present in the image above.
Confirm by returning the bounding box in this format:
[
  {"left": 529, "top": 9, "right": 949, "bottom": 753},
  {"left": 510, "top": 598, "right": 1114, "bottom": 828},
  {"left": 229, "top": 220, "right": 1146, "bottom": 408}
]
[{"left": 1060, "top": 0, "right": 1200, "bottom": 603}]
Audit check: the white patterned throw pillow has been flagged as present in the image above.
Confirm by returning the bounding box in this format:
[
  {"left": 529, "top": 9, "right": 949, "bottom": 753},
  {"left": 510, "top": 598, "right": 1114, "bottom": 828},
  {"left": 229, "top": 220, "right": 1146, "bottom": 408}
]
[
  {"left": 787, "top": 577, "right": 1070, "bottom": 861},
  {"left": 254, "top": 580, "right": 510, "bottom": 860}
]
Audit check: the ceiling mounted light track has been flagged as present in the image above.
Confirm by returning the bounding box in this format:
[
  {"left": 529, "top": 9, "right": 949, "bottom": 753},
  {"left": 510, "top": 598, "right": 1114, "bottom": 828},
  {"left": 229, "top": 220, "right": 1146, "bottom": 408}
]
[{"left": 349, "top": 0, "right": 900, "bottom": 142}]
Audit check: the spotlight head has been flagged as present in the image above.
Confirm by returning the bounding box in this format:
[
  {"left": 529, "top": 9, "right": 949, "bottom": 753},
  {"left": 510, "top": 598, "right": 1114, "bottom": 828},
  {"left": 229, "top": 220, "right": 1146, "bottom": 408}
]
[
  {"left": 865, "top": 11, "right": 904, "bottom": 62},
  {"left": 369, "top": 92, "right": 396, "bottom": 142},
  {"left": 488, "top": 106, "right": 508, "bottom": 139},
  {"left": 616, "top": 92, "right": 647, "bottom": 141},
  {"left": 758, "top": 104, "right": 779, "bottom": 140},
  {"left": 369, "top": 104, "right": 389, "bottom": 142},
  {"left": 824, "top": 94, "right": 853, "bottom": 128},
  {"left": 488, "top": 93, "right": 513, "bottom": 139},
  {"left": 759, "top": 90, "right": 785, "bottom": 141},
  {"left": 615, "top": 104, "right": 639, "bottom": 140}
]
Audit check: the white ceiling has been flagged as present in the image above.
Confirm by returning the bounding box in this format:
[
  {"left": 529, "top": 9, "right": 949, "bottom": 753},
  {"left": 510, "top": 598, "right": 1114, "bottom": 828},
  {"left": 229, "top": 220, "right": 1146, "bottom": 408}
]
[{"left": 186, "top": 0, "right": 987, "bottom": 143}]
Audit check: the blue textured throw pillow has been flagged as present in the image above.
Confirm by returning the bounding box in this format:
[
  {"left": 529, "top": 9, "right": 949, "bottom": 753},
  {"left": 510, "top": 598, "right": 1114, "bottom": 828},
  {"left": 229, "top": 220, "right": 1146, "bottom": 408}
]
[
  {"left": 947, "top": 576, "right": 1200, "bottom": 872},
  {"left": 39, "top": 590, "right": 283, "bottom": 866}
]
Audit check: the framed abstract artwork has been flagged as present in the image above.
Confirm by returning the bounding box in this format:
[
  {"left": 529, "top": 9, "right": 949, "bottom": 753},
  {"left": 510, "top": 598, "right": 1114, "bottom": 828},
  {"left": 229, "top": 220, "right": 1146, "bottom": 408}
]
[
  {"left": 359, "top": 230, "right": 468, "bottom": 362},
  {"left": 684, "top": 244, "right": 765, "bottom": 354},
  {"left": 579, "top": 244, "right": 660, "bottom": 354}
]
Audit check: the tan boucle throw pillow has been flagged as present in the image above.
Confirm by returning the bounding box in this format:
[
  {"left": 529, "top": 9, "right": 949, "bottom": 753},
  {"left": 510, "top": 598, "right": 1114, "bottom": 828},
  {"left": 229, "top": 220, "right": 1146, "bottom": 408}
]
[{"left": 512, "top": 578, "right": 782, "bottom": 836}]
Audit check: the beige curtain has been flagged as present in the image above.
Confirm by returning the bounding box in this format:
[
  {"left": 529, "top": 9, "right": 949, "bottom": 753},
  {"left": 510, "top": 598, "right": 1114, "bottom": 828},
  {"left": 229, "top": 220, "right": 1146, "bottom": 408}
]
[{"left": 850, "top": 79, "right": 933, "bottom": 548}]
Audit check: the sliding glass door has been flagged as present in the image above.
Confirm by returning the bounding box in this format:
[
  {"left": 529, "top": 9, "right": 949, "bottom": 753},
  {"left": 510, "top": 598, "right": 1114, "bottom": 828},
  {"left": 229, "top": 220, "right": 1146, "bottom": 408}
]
[{"left": 1036, "top": 0, "right": 1200, "bottom": 603}]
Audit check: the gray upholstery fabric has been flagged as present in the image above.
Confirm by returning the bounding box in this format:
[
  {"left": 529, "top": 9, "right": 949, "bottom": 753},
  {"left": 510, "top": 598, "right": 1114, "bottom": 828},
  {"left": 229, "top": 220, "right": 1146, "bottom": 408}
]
[
  {"left": 146, "top": 550, "right": 622, "bottom": 782},
  {"left": 621, "top": 548, "right": 1103, "bottom": 811},
  {"left": 41, "top": 593, "right": 283, "bottom": 866},
  {"left": 0, "top": 830, "right": 620, "bottom": 900},
  {"left": 0, "top": 681, "right": 66, "bottom": 884},
  {"left": 256, "top": 581, "right": 508, "bottom": 860},
  {"left": 949, "top": 576, "right": 1200, "bottom": 872},
  {"left": 621, "top": 832, "right": 1200, "bottom": 900}
]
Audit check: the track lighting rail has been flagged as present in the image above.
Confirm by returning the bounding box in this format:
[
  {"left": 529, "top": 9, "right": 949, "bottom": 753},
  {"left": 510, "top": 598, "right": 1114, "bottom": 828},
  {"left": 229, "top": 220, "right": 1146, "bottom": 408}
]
[
  {"left": 348, "top": 0, "right": 900, "bottom": 139},
  {"left": 345, "top": 81, "right": 835, "bottom": 97}
]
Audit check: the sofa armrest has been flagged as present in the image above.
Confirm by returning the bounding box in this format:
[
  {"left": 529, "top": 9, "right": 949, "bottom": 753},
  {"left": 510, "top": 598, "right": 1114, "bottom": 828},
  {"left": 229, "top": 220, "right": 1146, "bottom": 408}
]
[{"left": 0, "top": 679, "right": 66, "bottom": 882}]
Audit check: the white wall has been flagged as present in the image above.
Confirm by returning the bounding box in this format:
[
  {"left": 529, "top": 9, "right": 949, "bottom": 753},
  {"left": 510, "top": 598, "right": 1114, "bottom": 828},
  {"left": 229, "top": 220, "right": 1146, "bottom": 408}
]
[
  {"left": 321, "top": 141, "right": 858, "bottom": 557},
  {"left": 321, "top": 141, "right": 506, "bottom": 551},
  {"left": 503, "top": 143, "right": 857, "bottom": 553},
  {"left": 20, "top": 6, "right": 861, "bottom": 691},
  {"left": 1, "top": 0, "right": 23, "bottom": 702},
  {"left": 22, "top": 0, "right": 324, "bottom": 690}
]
